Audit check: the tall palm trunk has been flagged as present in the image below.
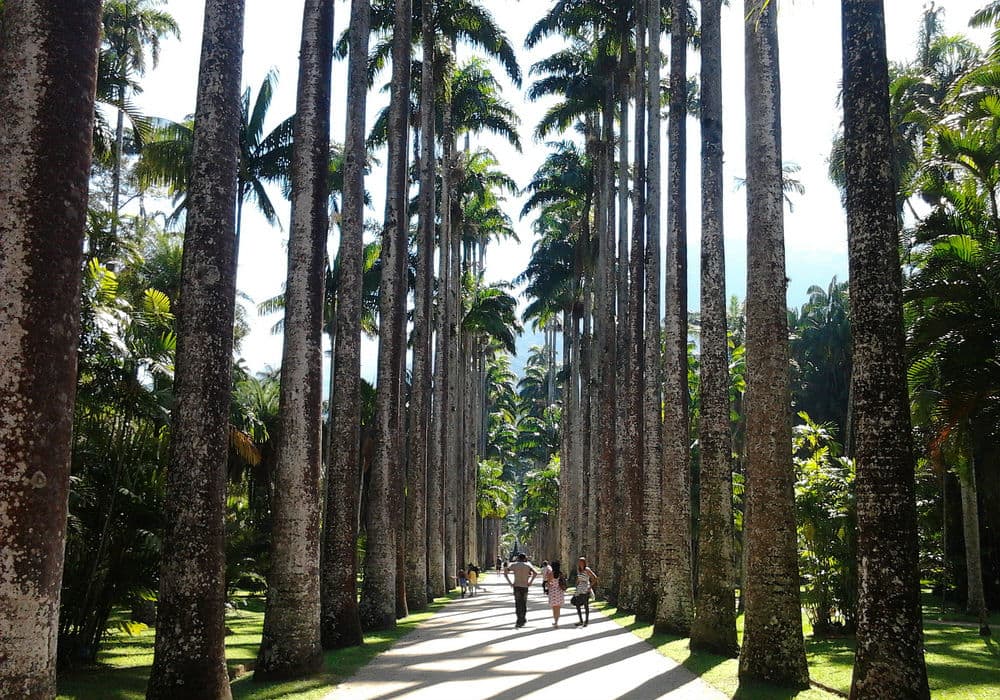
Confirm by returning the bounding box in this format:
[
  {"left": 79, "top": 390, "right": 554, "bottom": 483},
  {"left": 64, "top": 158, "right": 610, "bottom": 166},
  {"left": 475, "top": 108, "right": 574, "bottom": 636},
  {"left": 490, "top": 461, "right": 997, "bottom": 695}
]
[
  {"left": 0, "top": 4, "right": 101, "bottom": 697},
  {"left": 146, "top": 2, "right": 245, "bottom": 697},
  {"left": 606, "top": 84, "right": 630, "bottom": 603},
  {"left": 255, "top": 0, "right": 333, "bottom": 678},
  {"left": 656, "top": 0, "right": 694, "bottom": 634},
  {"left": 441, "top": 80, "right": 459, "bottom": 586},
  {"left": 436, "top": 173, "right": 455, "bottom": 590},
  {"left": 738, "top": 0, "right": 809, "bottom": 688},
  {"left": 640, "top": 0, "right": 665, "bottom": 623},
  {"left": 323, "top": 0, "right": 370, "bottom": 645},
  {"left": 415, "top": 0, "right": 442, "bottom": 600},
  {"left": 841, "top": 1, "right": 930, "bottom": 696},
  {"left": 378, "top": 0, "right": 419, "bottom": 615},
  {"left": 593, "top": 89, "right": 616, "bottom": 573},
  {"left": 690, "top": 0, "right": 738, "bottom": 657},
  {"left": 620, "top": 0, "right": 648, "bottom": 613},
  {"left": 343, "top": 0, "right": 395, "bottom": 634},
  {"left": 959, "top": 451, "right": 990, "bottom": 635}
]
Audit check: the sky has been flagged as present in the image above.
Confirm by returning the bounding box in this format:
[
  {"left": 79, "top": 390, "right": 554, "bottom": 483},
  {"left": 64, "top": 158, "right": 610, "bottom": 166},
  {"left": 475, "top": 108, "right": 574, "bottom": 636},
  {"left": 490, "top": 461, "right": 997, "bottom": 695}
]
[{"left": 135, "top": 0, "right": 991, "bottom": 379}]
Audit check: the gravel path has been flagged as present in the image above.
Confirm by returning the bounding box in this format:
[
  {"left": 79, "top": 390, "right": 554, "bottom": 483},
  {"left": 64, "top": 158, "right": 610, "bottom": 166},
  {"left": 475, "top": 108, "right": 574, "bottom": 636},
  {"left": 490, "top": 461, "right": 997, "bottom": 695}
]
[{"left": 324, "top": 572, "right": 726, "bottom": 699}]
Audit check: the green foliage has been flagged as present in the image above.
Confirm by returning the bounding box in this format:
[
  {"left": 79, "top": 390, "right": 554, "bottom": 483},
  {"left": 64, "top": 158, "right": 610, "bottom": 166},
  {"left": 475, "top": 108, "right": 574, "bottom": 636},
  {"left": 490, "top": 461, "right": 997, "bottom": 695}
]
[
  {"left": 792, "top": 413, "right": 857, "bottom": 635},
  {"left": 477, "top": 459, "right": 514, "bottom": 519}
]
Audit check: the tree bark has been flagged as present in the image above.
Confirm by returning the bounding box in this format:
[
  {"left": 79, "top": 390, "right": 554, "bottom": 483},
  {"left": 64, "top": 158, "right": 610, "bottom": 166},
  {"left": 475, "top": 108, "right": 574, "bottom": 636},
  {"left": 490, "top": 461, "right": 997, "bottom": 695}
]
[
  {"left": 379, "top": 0, "right": 418, "bottom": 615},
  {"left": 147, "top": 1, "right": 245, "bottom": 696},
  {"left": 255, "top": 0, "right": 333, "bottom": 679},
  {"left": 0, "top": 3, "right": 101, "bottom": 697},
  {"left": 959, "top": 455, "right": 990, "bottom": 635},
  {"left": 738, "top": 0, "right": 809, "bottom": 688},
  {"left": 842, "top": 2, "right": 931, "bottom": 696},
  {"left": 620, "top": 0, "right": 648, "bottom": 614},
  {"left": 656, "top": 0, "right": 695, "bottom": 635},
  {"left": 690, "top": 0, "right": 739, "bottom": 658},
  {"left": 322, "top": 0, "right": 370, "bottom": 645}
]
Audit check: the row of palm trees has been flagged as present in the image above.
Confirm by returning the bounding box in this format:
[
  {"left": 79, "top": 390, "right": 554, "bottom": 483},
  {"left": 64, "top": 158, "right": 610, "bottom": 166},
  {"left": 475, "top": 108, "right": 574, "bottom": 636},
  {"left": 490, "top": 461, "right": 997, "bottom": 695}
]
[
  {"left": 1, "top": 0, "right": 524, "bottom": 697},
  {"left": 0, "top": 1, "right": 964, "bottom": 699},
  {"left": 516, "top": 0, "right": 931, "bottom": 695}
]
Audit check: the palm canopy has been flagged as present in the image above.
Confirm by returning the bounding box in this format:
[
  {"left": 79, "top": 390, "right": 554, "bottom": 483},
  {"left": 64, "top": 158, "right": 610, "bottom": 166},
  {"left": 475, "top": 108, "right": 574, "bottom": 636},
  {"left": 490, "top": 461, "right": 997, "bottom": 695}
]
[
  {"left": 369, "top": 58, "right": 521, "bottom": 151},
  {"left": 348, "top": 0, "right": 521, "bottom": 87},
  {"left": 136, "top": 71, "right": 294, "bottom": 231},
  {"left": 463, "top": 278, "right": 522, "bottom": 355}
]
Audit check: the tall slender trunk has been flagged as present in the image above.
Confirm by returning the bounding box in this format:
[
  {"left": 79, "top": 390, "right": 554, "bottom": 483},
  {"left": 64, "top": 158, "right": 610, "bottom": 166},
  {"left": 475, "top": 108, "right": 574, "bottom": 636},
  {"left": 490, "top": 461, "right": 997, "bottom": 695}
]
[
  {"left": 146, "top": 2, "right": 245, "bottom": 697},
  {"left": 415, "top": 0, "right": 442, "bottom": 600},
  {"left": 595, "top": 92, "right": 616, "bottom": 575},
  {"left": 341, "top": 0, "right": 394, "bottom": 635},
  {"left": 0, "top": 4, "right": 101, "bottom": 697},
  {"left": 842, "top": 2, "right": 930, "bottom": 695},
  {"left": 581, "top": 281, "right": 594, "bottom": 563},
  {"left": 606, "top": 85, "right": 630, "bottom": 603},
  {"left": 656, "top": 0, "right": 694, "bottom": 634},
  {"left": 256, "top": 0, "right": 334, "bottom": 678},
  {"left": 110, "top": 104, "right": 126, "bottom": 243},
  {"left": 559, "top": 310, "right": 575, "bottom": 566},
  {"left": 690, "top": 0, "right": 738, "bottom": 658},
  {"left": 738, "top": 0, "right": 809, "bottom": 688},
  {"left": 620, "top": 0, "right": 648, "bottom": 614},
  {"left": 442, "top": 85, "right": 460, "bottom": 585},
  {"left": 640, "top": 0, "right": 665, "bottom": 623},
  {"left": 378, "top": 0, "right": 419, "bottom": 615},
  {"left": 959, "top": 451, "right": 989, "bottom": 635},
  {"left": 436, "top": 139, "right": 453, "bottom": 587},
  {"left": 323, "top": 0, "right": 370, "bottom": 643}
]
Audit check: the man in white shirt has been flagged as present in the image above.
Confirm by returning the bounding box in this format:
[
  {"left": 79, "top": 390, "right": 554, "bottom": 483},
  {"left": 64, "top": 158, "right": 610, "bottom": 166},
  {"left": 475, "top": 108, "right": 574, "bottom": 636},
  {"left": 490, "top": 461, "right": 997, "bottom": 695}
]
[{"left": 503, "top": 553, "right": 537, "bottom": 628}]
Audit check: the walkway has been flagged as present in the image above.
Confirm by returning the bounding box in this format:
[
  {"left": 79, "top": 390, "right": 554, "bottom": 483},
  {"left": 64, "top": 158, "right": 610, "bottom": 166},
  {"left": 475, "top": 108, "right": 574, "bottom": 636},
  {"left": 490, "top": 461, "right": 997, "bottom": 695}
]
[{"left": 325, "top": 572, "right": 726, "bottom": 699}]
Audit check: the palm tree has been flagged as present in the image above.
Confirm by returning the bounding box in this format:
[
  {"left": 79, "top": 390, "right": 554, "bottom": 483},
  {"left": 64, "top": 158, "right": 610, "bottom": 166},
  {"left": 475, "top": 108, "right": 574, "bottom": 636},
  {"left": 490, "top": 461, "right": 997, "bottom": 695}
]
[
  {"left": 324, "top": 0, "right": 373, "bottom": 642},
  {"left": 655, "top": 0, "right": 695, "bottom": 633},
  {"left": 101, "top": 0, "right": 179, "bottom": 236},
  {"left": 376, "top": 0, "right": 417, "bottom": 616},
  {"left": 842, "top": 3, "right": 931, "bottom": 696},
  {"left": 411, "top": 0, "right": 440, "bottom": 603},
  {"left": 737, "top": 0, "right": 809, "bottom": 688},
  {"left": 255, "top": 0, "right": 334, "bottom": 679},
  {"left": 136, "top": 71, "right": 294, "bottom": 245},
  {"left": 146, "top": 0, "right": 245, "bottom": 697},
  {"left": 0, "top": 3, "right": 102, "bottom": 697},
  {"left": 350, "top": 0, "right": 397, "bottom": 630},
  {"left": 689, "top": 0, "right": 738, "bottom": 657}
]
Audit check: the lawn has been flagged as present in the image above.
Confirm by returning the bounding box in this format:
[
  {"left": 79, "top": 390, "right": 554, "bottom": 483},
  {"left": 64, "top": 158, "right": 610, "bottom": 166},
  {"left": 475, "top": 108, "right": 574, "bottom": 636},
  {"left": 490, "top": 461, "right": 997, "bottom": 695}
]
[
  {"left": 595, "top": 603, "right": 1000, "bottom": 700},
  {"left": 57, "top": 594, "right": 457, "bottom": 700}
]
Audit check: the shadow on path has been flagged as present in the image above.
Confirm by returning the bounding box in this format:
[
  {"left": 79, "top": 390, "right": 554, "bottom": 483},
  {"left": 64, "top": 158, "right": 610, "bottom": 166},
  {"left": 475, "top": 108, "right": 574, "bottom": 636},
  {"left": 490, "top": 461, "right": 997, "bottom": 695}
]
[{"left": 325, "top": 574, "right": 725, "bottom": 699}]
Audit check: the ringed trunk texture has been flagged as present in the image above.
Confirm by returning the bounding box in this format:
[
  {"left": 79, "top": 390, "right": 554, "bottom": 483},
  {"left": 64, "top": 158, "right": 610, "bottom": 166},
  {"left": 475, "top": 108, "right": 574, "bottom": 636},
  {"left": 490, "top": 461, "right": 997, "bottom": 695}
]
[
  {"left": 738, "top": 0, "right": 809, "bottom": 688},
  {"left": 690, "top": 0, "right": 739, "bottom": 657},
  {"left": 255, "top": 0, "right": 333, "bottom": 678},
  {"left": 841, "top": 2, "right": 930, "bottom": 696},
  {"left": 639, "top": 0, "right": 665, "bottom": 621},
  {"left": 656, "top": 0, "right": 694, "bottom": 634},
  {"left": 146, "top": 2, "right": 246, "bottom": 697},
  {"left": 343, "top": 0, "right": 397, "bottom": 635},
  {"left": 0, "top": 3, "right": 101, "bottom": 697},
  {"left": 959, "top": 459, "right": 989, "bottom": 635},
  {"left": 595, "top": 95, "right": 618, "bottom": 581},
  {"left": 417, "top": 9, "right": 443, "bottom": 598},
  {"left": 381, "top": 0, "right": 420, "bottom": 614},
  {"left": 321, "top": 0, "right": 368, "bottom": 647},
  {"left": 620, "top": 0, "right": 648, "bottom": 614}
]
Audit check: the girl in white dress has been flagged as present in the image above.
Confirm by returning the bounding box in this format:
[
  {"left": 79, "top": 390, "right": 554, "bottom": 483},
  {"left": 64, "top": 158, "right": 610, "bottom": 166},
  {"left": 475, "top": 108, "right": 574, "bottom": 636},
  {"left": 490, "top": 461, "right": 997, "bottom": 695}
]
[{"left": 546, "top": 560, "right": 566, "bottom": 627}]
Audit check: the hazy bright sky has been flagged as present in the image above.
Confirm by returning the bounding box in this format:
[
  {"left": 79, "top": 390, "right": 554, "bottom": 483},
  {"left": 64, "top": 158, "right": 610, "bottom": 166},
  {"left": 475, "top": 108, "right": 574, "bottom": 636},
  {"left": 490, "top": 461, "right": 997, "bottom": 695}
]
[{"left": 135, "top": 0, "right": 990, "bottom": 377}]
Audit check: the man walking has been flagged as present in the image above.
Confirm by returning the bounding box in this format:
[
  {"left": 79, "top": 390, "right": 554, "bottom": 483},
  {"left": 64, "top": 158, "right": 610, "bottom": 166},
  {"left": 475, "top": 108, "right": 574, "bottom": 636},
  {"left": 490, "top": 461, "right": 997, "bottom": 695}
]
[{"left": 503, "top": 553, "right": 537, "bottom": 628}]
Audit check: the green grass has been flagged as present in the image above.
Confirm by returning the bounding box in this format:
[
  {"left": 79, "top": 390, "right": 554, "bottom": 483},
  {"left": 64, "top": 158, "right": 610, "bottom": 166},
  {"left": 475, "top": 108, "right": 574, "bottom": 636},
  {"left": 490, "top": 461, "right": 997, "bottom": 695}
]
[
  {"left": 594, "top": 603, "right": 1000, "bottom": 700},
  {"left": 58, "top": 594, "right": 457, "bottom": 700}
]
